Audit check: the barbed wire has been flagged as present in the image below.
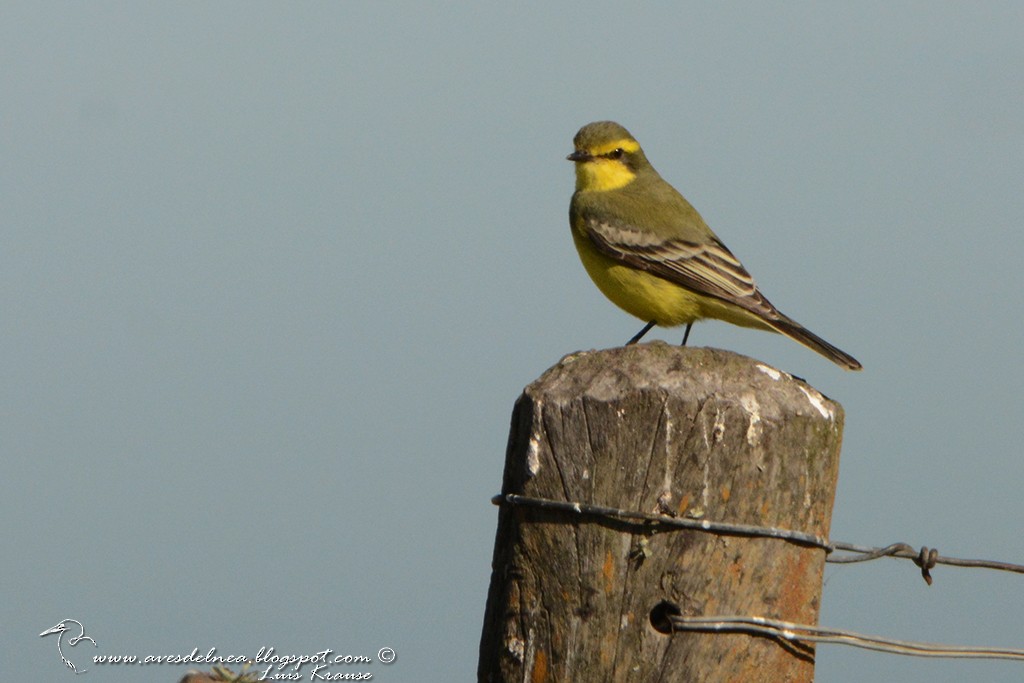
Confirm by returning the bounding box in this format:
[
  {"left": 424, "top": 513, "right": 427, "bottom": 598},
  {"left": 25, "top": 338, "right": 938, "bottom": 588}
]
[
  {"left": 827, "top": 540, "right": 1024, "bottom": 585},
  {"left": 491, "top": 493, "right": 830, "bottom": 548},
  {"left": 668, "top": 614, "right": 1024, "bottom": 660},
  {"left": 492, "top": 493, "right": 1024, "bottom": 663},
  {"left": 492, "top": 493, "right": 1024, "bottom": 585}
]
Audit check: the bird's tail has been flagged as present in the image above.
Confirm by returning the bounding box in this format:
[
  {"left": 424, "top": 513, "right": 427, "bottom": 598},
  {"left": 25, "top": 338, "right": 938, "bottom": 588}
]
[{"left": 767, "top": 316, "right": 862, "bottom": 371}]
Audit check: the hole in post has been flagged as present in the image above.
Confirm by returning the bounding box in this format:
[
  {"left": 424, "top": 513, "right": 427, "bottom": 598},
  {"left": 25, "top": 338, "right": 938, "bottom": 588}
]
[{"left": 649, "top": 600, "right": 682, "bottom": 634}]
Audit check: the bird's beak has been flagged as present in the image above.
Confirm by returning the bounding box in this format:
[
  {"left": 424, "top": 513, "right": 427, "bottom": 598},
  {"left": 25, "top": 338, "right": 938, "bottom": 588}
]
[
  {"left": 40, "top": 624, "right": 63, "bottom": 636},
  {"left": 566, "top": 150, "right": 593, "bottom": 162}
]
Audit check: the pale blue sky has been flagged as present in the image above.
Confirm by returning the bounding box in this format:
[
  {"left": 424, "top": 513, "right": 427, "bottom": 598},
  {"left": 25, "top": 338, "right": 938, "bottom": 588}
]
[{"left": 5, "top": 3, "right": 1024, "bottom": 681}]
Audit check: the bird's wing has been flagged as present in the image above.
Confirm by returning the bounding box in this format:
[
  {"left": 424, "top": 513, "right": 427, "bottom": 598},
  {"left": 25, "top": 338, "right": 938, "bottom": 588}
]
[{"left": 582, "top": 217, "right": 784, "bottom": 322}]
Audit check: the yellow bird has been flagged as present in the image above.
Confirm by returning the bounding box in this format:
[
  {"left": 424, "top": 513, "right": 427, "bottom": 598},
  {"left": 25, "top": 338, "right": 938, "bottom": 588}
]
[{"left": 568, "top": 120, "right": 861, "bottom": 371}]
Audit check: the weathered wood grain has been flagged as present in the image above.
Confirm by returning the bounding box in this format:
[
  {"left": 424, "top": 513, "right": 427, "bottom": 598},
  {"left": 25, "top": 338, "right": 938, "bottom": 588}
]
[{"left": 479, "top": 344, "right": 845, "bottom": 682}]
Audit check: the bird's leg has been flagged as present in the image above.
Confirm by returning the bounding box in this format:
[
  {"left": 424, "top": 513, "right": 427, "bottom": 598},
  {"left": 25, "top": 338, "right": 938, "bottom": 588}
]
[
  {"left": 680, "top": 322, "right": 693, "bottom": 346},
  {"left": 626, "top": 320, "right": 656, "bottom": 345}
]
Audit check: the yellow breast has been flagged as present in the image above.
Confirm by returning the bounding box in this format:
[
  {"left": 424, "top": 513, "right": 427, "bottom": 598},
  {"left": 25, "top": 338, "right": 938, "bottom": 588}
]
[{"left": 572, "top": 230, "right": 702, "bottom": 326}]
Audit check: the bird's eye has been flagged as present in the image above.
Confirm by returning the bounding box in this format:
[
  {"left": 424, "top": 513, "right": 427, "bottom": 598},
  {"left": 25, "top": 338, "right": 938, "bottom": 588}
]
[{"left": 607, "top": 148, "right": 625, "bottom": 160}]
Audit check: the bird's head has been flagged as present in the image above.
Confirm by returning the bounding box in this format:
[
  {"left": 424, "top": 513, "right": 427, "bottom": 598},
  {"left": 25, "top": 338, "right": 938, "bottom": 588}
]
[
  {"left": 40, "top": 621, "right": 69, "bottom": 637},
  {"left": 567, "top": 121, "right": 650, "bottom": 192}
]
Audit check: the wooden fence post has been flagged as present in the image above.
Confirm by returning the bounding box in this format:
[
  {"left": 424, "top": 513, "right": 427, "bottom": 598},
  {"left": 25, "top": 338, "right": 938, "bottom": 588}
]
[{"left": 478, "top": 344, "right": 844, "bottom": 682}]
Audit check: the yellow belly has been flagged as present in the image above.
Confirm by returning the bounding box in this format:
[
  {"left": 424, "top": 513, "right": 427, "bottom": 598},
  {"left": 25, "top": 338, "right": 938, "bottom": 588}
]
[{"left": 572, "top": 230, "right": 774, "bottom": 332}]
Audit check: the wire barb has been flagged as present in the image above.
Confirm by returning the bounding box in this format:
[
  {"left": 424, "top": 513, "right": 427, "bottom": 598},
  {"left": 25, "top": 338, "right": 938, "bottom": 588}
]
[{"left": 826, "top": 541, "right": 1024, "bottom": 583}]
